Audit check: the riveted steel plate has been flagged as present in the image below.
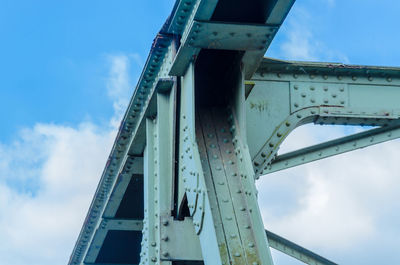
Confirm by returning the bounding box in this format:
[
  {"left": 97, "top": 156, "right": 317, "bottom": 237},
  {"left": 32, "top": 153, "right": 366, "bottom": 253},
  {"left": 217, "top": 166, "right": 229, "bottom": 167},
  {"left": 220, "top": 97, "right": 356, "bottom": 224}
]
[
  {"left": 160, "top": 217, "right": 203, "bottom": 261},
  {"left": 187, "top": 20, "right": 277, "bottom": 51},
  {"left": 290, "top": 82, "right": 348, "bottom": 112}
]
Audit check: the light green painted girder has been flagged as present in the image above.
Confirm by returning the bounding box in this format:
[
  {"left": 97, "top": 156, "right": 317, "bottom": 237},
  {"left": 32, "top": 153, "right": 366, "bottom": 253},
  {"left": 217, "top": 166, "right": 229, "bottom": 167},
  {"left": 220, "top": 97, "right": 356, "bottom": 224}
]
[
  {"left": 247, "top": 58, "right": 400, "bottom": 177},
  {"left": 69, "top": 1, "right": 400, "bottom": 265},
  {"left": 264, "top": 124, "right": 400, "bottom": 174},
  {"left": 266, "top": 230, "right": 337, "bottom": 265}
]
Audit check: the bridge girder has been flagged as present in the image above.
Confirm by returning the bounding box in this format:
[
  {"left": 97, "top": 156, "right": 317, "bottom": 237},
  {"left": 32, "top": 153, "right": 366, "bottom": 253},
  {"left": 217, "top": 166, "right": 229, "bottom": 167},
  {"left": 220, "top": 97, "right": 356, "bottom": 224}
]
[{"left": 68, "top": 1, "right": 400, "bottom": 265}]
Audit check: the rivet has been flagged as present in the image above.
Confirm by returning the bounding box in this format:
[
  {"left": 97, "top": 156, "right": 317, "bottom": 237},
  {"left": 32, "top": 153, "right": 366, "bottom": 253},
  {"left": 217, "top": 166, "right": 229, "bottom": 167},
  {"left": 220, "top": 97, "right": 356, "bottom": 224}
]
[
  {"left": 352, "top": 76, "right": 357, "bottom": 81},
  {"left": 151, "top": 242, "right": 156, "bottom": 247},
  {"left": 310, "top": 98, "right": 315, "bottom": 103},
  {"left": 248, "top": 243, "right": 254, "bottom": 248},
  {"left": 234, "top": 253, "right": 241, "bottom": 257},
  {"left": 323, "top": 75, "right": 328, "bottom": 80},
  {"left": 162, "top": 220, "right": 169, "bottom": 226},
  {"left": 337, "top": 75, "right": 342, "bottom": 80},
  {"left": 324, "top": 99, "right": 329, "bottom": 103},
  {"left": 301, "top": 93, "right": 306, "bottom": 98},
  {"left": 296, "top": 114, "right": 302, "bottom": 119},
  {"left": 294, "top": 103, "right": 299, "bottom": 108},
  {"left": 285, "top": 121, "right": 291, "bottom": 126},
  {"left": 387, "top": 77, "right": 392, "bottom": 82},
  {"left": 294, "top": 85, "right": 298, "bottom": 90},
  {"left": 309, "top": 74, "right": 315, "bottom": 79}
]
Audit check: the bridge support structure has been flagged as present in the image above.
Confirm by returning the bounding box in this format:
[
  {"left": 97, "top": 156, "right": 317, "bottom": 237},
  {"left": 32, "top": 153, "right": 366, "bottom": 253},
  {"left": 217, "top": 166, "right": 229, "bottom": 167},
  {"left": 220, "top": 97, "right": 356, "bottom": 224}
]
[{"left": 68, "top": 1, "right": 400, "bottom": 265}]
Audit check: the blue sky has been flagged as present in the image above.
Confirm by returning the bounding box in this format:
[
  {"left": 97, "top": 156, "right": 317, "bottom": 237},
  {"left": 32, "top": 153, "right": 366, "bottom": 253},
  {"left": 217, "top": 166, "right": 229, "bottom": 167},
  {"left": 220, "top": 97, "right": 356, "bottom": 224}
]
[
  {"left": 0, "top": 0, "right": 173, "bottom": 141},
  {"left": 0, "top": 0, "right": 399, "bottom": 264}
]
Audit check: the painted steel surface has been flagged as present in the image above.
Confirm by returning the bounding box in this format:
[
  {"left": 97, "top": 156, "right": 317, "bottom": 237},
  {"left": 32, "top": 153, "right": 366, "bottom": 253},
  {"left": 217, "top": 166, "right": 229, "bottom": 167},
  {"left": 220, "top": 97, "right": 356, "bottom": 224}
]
[{"left": 68, "top": 1, "right": 400, "bottom": 265}]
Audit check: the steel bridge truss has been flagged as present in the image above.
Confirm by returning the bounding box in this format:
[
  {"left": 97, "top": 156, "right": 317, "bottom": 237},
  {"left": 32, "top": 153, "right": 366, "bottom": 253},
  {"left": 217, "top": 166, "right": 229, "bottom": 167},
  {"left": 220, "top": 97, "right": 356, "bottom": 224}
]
[{"left": 69, "top": 0, "right": 400, "bottom": 265}]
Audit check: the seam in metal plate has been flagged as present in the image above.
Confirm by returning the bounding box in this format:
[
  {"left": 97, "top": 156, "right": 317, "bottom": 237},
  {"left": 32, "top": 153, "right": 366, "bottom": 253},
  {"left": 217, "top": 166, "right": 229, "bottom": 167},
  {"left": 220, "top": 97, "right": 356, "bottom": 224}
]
[{"left": 187, "top": 20, "right": 277, "bottom": 51}]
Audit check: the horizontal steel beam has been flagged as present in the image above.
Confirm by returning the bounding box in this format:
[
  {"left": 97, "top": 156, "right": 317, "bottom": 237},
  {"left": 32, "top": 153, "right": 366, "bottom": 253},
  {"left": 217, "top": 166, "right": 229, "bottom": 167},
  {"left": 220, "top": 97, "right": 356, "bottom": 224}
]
[
  {"left": 103, "top": 156, "right": 143, "bottom": 218},
  {"left": 264, "top": 125, "right": 400, "bottom": 174},
  {"left": 255, "top": 57, "right": 400, "bottom": 81},
  {"left": 266, "top": 230, "right": 337, "bottom": 265},
  {"left": 84, "top": 219, "right": 143, "bottom": 264},
  {"left": 170, "top": 20, "right": 278, "bottom": 76},
  {"left": 248, "top": 58, "right": 400, "bottom": 177}
]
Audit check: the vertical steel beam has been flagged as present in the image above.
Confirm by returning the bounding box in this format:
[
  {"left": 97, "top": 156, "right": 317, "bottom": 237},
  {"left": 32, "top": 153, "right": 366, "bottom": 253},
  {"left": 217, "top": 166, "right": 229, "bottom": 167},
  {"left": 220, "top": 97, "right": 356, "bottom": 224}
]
[
  {"left": 179, "top": 63, "right": 228, "bottom": 265},
  {"left": 141, "top": 118, "right": 158, "bottom": 264},
  {"left": 156, "top": 90, "right": 175, "bottom": 263},
  {"left": 178, "top": 61, "right": 275, "bottom": 264},
  {"left": 229, "top": 68, "right": 275, "bottom": 265}
]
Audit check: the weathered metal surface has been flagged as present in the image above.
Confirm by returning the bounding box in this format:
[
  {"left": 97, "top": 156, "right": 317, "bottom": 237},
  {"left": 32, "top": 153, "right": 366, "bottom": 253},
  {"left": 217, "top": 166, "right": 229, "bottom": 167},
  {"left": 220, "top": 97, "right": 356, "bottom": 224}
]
[
  {"left": 264, "top": 124, "right": 400, "bottom": 174},
  {"left": 266, "top": 230, "right": 337, "bottom": 265},
  {"left": 248, "top": 58, "right": 400, "bottom": 177},
  {"left": 69, "top": 0, "right": 399, "bottom": 265},
  {"left": 170, "top": 20, "right": 278, "bottom": 76},
  {"left": 159, "top": 217, "right": 203, "bottom": 261}
]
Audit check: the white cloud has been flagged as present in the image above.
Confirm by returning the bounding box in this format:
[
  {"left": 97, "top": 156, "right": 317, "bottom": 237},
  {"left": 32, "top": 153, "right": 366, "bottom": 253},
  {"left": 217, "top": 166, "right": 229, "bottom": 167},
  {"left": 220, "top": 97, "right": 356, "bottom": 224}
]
[
  {"left": 0, "top": 54, "right": 135, "bottom": 265},
  {"left": 325, "top": 0, "right": 335, "bottom": 8},
  {"left": 268, "top": 6, "right": 348, "bottom": 63},
  {"left": 258, "top": 124, "right": 400, "bottom": 260},
  {"left": 106, "top": 54, "right": 137, "bottom": 126}
]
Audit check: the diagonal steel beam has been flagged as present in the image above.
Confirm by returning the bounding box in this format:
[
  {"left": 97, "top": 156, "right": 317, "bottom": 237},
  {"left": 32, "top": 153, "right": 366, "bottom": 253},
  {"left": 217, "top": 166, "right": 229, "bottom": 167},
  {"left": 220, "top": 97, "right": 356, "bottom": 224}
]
[
  {"left": 263, "top": 124, "right": 400, "bottom": 174},
  {"left": 266, "top": 230, "right": 337, "bottom": 265},
  {"left": 248, "top": 58, "right": 400, "bottom": 177}
]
